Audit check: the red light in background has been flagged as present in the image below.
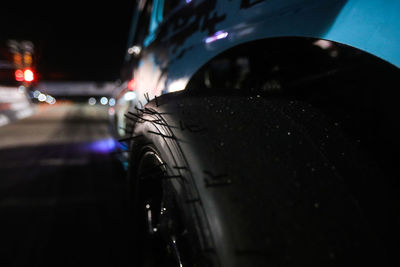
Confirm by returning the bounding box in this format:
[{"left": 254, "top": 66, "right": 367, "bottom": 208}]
[
  {"left": 108, "top": 107, "right": 115, "bottom": 116},
  {"left": 15, "top": 70, "right": 24, "bottom": 81},
  {"left": 128, "top": 79, "right": 135, "bottom": 91},
  {"left": 24, "top": 69, "right": 34, "bottom": 82}
]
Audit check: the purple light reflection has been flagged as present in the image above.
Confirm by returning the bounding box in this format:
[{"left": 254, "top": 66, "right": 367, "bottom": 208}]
[
  {"left": 185, "top": 0, "right": 192, "bottom": 3},
  {"left": 205, "top": 31, "right": 229, "bottom": 44},
  {"left": 87, "top": 138, "right": 117, "bottom": 154}
]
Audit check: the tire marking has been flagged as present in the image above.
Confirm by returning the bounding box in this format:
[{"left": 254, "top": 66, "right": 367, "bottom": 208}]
[
  {"left": 154, "top": 95, "right": 159, "bottom": 107},
  {"left": 173, "top": 166, "right": 187, "bottom": 170},
  {"left": 162, "top": 175, "right": 184, "bottom": 180},
  {"left": 126, "top": 112, "right": 169, "bottom": 127},
  {"left": 124, "top": 113, "right": 141, "bottom": 124},
  {"left": 204, "top": 171, "right": 232, "bottom": 187},
  {"left": 144, "top": 107, "right": 169, "bottom": 115},
  {"left": 147, "top": 130, "right": 177, "bottom": 140},
  {"left": 185, "top": 198, "right": 200, "bottom": 204},
  {"left": 179, "top": 120, "right": 207, "bottom": 133}
]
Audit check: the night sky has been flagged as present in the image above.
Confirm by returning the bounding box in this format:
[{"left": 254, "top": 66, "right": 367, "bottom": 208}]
[{"left": 1, "top": 3, "right": 136, "bottom": 81}]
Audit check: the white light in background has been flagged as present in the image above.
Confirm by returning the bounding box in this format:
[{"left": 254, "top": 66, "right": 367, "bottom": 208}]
[
  {"left": 38, "top": 93, "right": 46, "bottom": 102},
  {"left": 11, "top": 102, "right": 29, "bottom": 110},
  {"left": 0, "top": 114, "right": 10, "bottom": 127},
  {"left": 16, "top": 109, "right": 33, "bottom": 119},
  {"left": 18, "top": 86, "right": 26, "bottom": 93},
  {"left": 124, "top": 91, "right": 136, "bottom": 101},
  {"left": 33, "top": 90, "right": 41, "bottom": 98},
  {"left": 24, "top": 69, "right": 34, "bottom": 82},
  {"left": 46, "top": 95, "right": 56, "bottom": 105},
  {"left": 100, "top": 97, "right": 108, "bottom": 105},
  {"left": 88, "top": 97, "right": 96, "bottom": 106},
  {"left": 128, "top": 45, "right": 141, "bottom": 56},
  {"left": 108, "top": 98, "right": 116, "bottom": 106}
]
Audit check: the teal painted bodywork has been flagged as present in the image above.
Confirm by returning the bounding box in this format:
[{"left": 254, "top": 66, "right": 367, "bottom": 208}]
[{"left": 133, "top": 0, "right": 400, "bottom": 96}]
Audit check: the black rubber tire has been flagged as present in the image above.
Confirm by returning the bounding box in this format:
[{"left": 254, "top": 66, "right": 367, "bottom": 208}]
[{"left": 128, "top": 91, "right": 389, "bottom": 267}]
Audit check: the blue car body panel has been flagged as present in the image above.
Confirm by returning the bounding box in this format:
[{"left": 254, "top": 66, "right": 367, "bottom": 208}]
[{"left": 132, "top": 0, "right": 400, "bottom": 99}]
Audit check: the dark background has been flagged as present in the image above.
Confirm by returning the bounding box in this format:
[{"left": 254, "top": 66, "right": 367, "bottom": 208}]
[{"left": 0, "top": 3, "right": 136, "bottom": 81}]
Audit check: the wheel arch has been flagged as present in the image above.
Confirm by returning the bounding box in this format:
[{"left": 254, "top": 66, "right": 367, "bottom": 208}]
[
  {"left": 184, "top": 36, "right": 398, "bottom": 95},
  {"left": 160, "top": 0, "right": 400, "bottom": 94}
]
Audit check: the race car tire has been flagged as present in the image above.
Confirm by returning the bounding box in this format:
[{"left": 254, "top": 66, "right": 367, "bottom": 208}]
[{"left": 128, "top": 90, "right": 388, "bottom": 267}]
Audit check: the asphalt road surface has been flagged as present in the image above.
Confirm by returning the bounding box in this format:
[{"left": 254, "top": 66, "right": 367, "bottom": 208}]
[{"left": 0, "top": 103, "right": 131, "bottom": 266}]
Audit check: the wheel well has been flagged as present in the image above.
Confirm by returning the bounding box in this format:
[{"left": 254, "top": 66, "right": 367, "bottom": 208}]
[
  {"left": 187, "top": 37, "right": 398, "bottom": 92},
  {"left": 186, "top": 36, "right": 400, "bottom": 193}
]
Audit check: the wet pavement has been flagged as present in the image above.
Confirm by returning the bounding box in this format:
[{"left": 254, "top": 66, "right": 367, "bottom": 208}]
[{"left": 0, "top": 103, "right": 132, "bottom": 266}]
